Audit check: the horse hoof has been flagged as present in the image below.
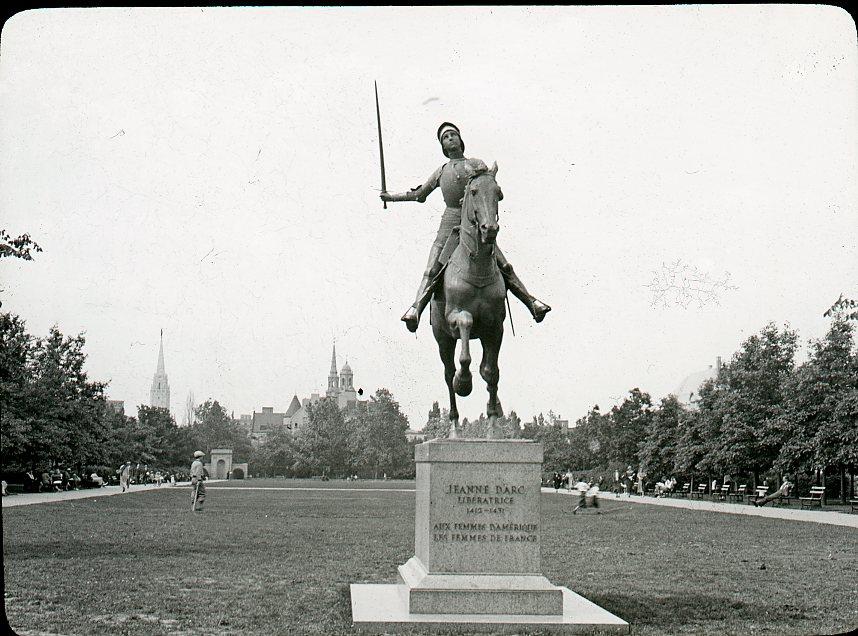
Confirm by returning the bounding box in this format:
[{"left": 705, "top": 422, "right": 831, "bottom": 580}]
[
  {"left": 532, "top": 300, "right": 551, "bottom": 323},
  {"left": 453, "top": 374, "right": 472, "bottom": 396},
  {"left": 401, "top": 309, "right": 419, "bottom": 333}
]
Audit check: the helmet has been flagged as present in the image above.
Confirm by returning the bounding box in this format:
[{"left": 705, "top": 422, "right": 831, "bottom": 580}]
[{"left": 437, "top": 122, "right": 464, "bottom": 157}]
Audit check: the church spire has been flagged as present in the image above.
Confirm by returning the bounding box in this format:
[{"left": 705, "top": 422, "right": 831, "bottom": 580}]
[
  {"left": 150, "top": 329, "right": 171, "bottom": 410},
  {"left": 327, "top": 342, "right": 340, "bottom": 396},
  {"left": 156, "top": 329, "right": 166, "bottom": 374}
]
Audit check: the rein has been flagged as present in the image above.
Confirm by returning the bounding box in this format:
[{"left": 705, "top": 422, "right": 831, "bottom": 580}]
[{"left": 459, "top": 171, "right": 496, "bottom": 259}]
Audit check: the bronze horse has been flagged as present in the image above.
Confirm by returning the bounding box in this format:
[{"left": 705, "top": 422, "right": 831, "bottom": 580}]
[{"left": 430, "top": 163, "right": 507, "bottom": 439}]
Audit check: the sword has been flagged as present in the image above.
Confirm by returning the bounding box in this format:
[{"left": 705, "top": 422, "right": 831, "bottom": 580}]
[{"left": 374, "top": 81, "right": 387, "bottom": 209}]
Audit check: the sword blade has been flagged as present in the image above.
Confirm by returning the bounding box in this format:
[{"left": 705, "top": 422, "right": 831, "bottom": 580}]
[{"left": 374, "top": 81, "right": 387, "bottom": 209}]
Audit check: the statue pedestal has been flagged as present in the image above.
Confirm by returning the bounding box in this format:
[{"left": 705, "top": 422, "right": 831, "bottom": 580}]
[{"left": 350, "top": 439, "right": 629, "bottom": 633}]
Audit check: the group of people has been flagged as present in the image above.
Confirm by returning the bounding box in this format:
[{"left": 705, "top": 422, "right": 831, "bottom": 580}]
[
  {"left": 117, "top": 462, "right": 179, "bottom": 491},
  {"left": 549, "top": 472, "right": 602, "bottom": 513},
  {"left": 22, "top": 468, "right": 102, "bottom": 493}
]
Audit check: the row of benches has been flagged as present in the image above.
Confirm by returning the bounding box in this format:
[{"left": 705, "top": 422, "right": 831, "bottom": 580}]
[{"left": 665, "top": 483, "right": 839, "bottom": 509}]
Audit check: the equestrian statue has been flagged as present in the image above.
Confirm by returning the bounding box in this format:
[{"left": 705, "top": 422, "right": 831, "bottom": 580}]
[{"left": 376, "top": 100, "right": 550, "bottom": 438}]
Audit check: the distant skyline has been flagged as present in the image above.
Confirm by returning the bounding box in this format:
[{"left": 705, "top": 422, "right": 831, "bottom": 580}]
[{"left": 2, "top": 7, "right": 856, "bottom": 429}]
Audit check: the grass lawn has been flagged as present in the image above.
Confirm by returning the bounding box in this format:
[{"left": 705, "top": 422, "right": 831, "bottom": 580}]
[{"left": 3, "top": 480, "right": 856, "bottom": 636}]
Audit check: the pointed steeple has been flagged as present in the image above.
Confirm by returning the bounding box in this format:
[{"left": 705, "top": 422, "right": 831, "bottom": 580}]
[
  {"left": 326, "top": 343, "right": 340, "bottom": 397},
  {"left": 150, "top": 329, "right": 171, "bottom": 410},
  {"left": 156, "top": 329, "right": 166, "bottom": 374}
]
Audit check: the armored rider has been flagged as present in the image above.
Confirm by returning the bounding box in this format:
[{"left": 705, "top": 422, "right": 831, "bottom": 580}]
[{"left": 381, "top": 122, "right": 550, "bottom": 332}]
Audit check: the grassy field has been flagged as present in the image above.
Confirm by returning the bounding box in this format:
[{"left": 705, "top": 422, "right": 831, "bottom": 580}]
[{"left": 3, "top": 479, "right": 856, "bottom": 636}]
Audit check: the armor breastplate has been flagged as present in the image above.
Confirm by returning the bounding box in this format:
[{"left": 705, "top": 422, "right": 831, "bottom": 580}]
[{"left": 439, "top": 158, "right": 472, "bottom": 208}]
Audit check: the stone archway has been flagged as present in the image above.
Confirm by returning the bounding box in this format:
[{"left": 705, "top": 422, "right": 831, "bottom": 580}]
[
  {"left": 216, "top": 459, "right": 226, "bottom": 479},
  {"left": 232, "top": 467, "right": 245, "bottom": 479}
]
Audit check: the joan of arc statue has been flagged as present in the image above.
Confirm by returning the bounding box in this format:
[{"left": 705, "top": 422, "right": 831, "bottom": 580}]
[{"left": 381, "top": 122, "right": 551, "bottom": 332}]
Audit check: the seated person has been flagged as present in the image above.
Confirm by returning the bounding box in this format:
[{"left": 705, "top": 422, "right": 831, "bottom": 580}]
[
  {"left": 24, "top": 470, "right": 39, "bottom": 493},
  {"left": 90, "top": 472, "right": 104, "bottom": 487},
  {"left": 51, "top": 469, "right": 64, "bottom": 491},
  {"left": 754, "top": 476, "right": 793, "bottom": 507}
]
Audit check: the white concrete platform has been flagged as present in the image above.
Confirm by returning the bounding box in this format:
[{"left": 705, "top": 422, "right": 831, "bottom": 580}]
[{"left": 350, "top": 583, "right": 629, "bottom": 634}]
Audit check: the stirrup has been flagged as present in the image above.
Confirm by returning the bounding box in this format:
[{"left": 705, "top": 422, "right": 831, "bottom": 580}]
[
  {"left": 531, "top": 299, "right": 551, "bottom": 323},
  {"left": 401, "top": 306, "right": 420, "bottom": 333}
]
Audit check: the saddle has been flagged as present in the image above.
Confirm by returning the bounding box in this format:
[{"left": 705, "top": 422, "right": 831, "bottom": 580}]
[{"left": 421, "top": 226, "right": 505, "bottom": 313}]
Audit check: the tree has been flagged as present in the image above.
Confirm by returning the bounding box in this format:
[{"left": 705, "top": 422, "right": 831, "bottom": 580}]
[
  {"left": 716, "top": 323, "right": 798, "bottom": 480},
  {"left": 294, "top": 397, "right": 350, "bottom": 476},
  {"left": 0, "top": 318, "right": 110, "bottom": 472},
  {"left": 191, "top": 399, "right": 252, "bottom": 461},
  {"left": 349, "top": 389, "right": 411, "bottom": 478},
  {"left": 1, "top": 230, "right": 43, "bottom": 308},
  {"left": 183, "top": 390, "right": 195, "bottom": 427},
  {"left": 824, "top": 294, "right": 858, "bottom": 322},
  {"left": 0, "top": 229, "right": 42, "bottom": 261},
  {"left": 638, "top": 395, "right": 684, "bottom": 480},
  {"left": 605, "top": 389, "right": 652, "bottom": 467},
  {"left": 0, "top": 313, "right": 34, "bottom": 469},
  {"left": 249, "top": 428, "right": 298, "bottom": 477},
  {"left": 136, "top": 405, "right": 192, "bottom": 468},
  {"left": 776, "top": 318, "right": 858, "bottom": 494},
  {"left": 422, "top": 401, "right": 450, "bottom": 439}
]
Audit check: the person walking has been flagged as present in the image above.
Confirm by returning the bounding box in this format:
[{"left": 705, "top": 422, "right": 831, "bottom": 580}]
[
  {"left": 571, "top": 477, "right": 591, "bottom": 513},
  {"left": 119, "top": 461, "right": 132, "bottom": 492},
  {"left": 190, "top": 451, "right": 206, "bottom": 512}
]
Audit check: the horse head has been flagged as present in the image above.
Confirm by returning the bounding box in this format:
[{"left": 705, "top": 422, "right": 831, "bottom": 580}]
[{"left": 463, "top": 162, "right": 503, "bottom": 245}]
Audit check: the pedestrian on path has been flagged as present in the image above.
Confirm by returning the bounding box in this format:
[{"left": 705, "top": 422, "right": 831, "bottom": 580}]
[
  {"left": 190, "top": 451, "right": 207, "bottom": 512},
  {"left": 119, "top": 461, "right": 132, "bottom": 492}
]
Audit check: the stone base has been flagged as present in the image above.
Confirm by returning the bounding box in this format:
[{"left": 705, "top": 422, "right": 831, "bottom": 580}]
[
  {"left": 350, "top": 583, "right": 630, "bottom": 634},
  {"left": 399, "top": 556, "right": 563, "bottom": 615}
]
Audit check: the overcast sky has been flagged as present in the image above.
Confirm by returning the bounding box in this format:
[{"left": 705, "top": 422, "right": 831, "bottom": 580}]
[{"left": 2, "top": 6, "right": 856, "bottom": 429}]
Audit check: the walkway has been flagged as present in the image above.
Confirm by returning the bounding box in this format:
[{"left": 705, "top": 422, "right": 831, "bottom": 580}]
[
  {"left": 543, "top": 487, "right": 858, "bottom": 529},
  {"left": 1, "top": 481, "right": 212, "bottom": 508}
]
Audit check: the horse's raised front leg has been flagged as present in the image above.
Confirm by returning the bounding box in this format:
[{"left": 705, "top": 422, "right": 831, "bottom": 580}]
[
  {"left": 450, "top": 311, "right": 473, "bottom": 397},
  {"left": 436, "top": 330, "right": 460, "bottom": 438},
  {"left": 480, "top": 330, "right": 504, "bottom": 438}
]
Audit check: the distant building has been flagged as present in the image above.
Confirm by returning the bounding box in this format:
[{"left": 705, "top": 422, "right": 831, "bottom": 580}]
[
  {"left": 106, "top": 400, "right": 125, "bottom": 415},
  {"left": 405, "top": 429, "right": 427, "bottom": 443},
  {"left": 249, "top": 407, "right": 287, "bottom": 445},
  {"left": 248, "top": 344, "right": 367, "bottom": 446},
  {"left": 673, "top": 356, "right": 722, "bottom": 407},
  {"left": 236, "top": 413, "right": 253, "bottom": 433},
  {"left": 204, "top": 449, "right": 249, "bottom": 480},
  {"left": 325, "top": 344, "right": 359, "bottom": 409},
  {"left": 149, "top": 331, "right": 170, "bottom": 411}
]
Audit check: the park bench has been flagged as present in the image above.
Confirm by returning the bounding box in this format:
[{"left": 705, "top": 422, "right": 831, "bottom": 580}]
[
  {"left": 728, "top": 484, "right": 747, "bottom": 503},
  {"left": 850, "top": 499, "right": 858, "bottom": 513},
  {"left": 800, "top": 486, "right": 825, "bottom": 509},
  {"left": 774, "top": 489, "right": 795, "bottom": 506},
  {"left": 750, "top": 486, "right": 768, "bottom": 505},
  {"left": 716, "top": 484, "right": 731, "bottom": 501},
  {"left": 676, "top": 483, "right": 691, "bottom": 497},
  {"left": 690, "top": 483, "right": 707, "bottom": 499},
  {"left": 3, "top": 483, "right": 24, "bottom": 495}
]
